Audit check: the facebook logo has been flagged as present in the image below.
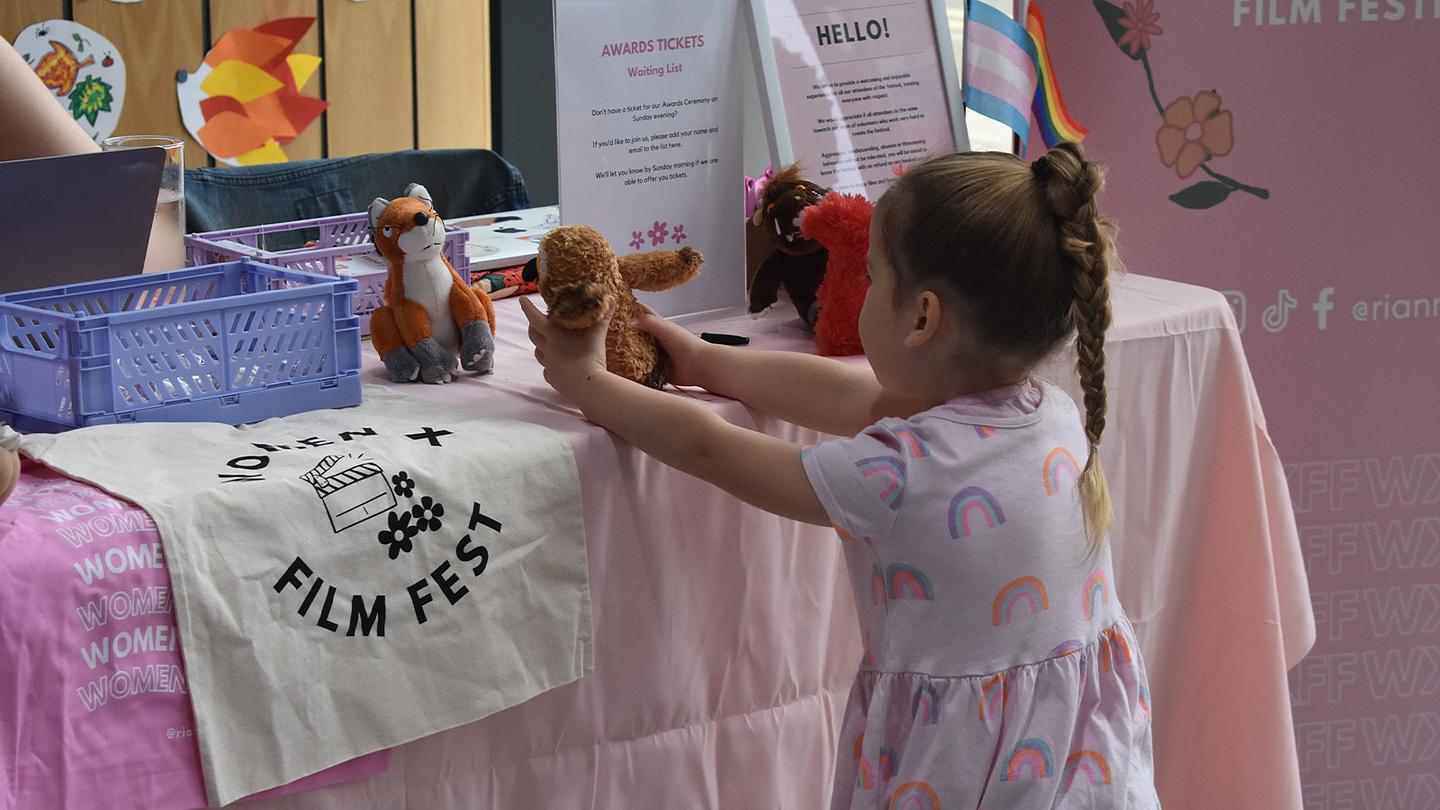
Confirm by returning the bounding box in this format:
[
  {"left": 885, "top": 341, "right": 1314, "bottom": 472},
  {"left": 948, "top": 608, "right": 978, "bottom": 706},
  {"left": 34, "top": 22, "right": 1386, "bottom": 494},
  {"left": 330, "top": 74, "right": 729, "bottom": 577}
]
[{"left": 1313, "top": 287, "right": 1335, "bottom": 330}]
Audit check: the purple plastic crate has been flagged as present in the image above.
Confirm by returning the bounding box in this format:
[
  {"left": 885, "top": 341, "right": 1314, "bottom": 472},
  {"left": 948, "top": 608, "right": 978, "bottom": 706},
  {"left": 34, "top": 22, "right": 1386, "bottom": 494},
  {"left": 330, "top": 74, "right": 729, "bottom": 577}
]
[
  {"left": 0, "top": 259, "right": 361, "bottom": 432},
  {"left": 184, "top": 211, "right": 470, "bottom": 336}
]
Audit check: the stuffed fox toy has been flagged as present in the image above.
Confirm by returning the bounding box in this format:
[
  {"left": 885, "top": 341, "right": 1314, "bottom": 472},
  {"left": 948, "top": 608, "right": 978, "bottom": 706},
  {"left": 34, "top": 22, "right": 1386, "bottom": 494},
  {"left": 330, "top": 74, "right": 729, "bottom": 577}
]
[
  {"left": 534, "top": 225, "right": 702, "bottom": 388},
  {"left": 368, "top": 184, "right": 497, "bottom": 384}
]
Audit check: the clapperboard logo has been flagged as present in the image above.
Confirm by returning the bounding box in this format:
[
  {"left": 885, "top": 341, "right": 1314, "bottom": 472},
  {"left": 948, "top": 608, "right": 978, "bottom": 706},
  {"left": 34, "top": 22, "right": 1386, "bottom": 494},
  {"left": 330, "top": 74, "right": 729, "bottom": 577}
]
[{"left": 301, "top": 454, "right": 397, "bottom": 533}]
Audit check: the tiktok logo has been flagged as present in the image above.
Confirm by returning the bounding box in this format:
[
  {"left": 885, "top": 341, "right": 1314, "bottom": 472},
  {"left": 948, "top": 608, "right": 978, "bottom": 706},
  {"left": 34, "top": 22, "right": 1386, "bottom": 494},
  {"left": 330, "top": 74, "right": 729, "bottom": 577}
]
[
  {"left": 1262, "top": 289, "right": 1297, "bottom": 333},
  {"left": 1313, "top": 287, "right": 1335, "bottom": 330},
  {"left": 1221, "top": 290, "right": 1248, "bottom": 333}
]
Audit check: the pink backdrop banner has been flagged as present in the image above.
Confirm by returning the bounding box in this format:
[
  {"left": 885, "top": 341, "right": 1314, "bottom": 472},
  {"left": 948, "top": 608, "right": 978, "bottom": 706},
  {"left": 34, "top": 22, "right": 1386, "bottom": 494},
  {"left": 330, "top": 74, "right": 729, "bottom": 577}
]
[{"left": 1027, "top": 2, "right": 1440, "bottom": 808}]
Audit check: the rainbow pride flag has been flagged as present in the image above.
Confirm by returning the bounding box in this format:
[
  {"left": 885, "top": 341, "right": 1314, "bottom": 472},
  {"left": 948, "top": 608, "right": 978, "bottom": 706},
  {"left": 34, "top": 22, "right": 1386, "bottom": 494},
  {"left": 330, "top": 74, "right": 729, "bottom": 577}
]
[
  {"left": 1026, "top": 3, "right": 1089, "bottom": 148},
  {"left": 963, "top": 1, "right": 1086, "bottom": 154}
]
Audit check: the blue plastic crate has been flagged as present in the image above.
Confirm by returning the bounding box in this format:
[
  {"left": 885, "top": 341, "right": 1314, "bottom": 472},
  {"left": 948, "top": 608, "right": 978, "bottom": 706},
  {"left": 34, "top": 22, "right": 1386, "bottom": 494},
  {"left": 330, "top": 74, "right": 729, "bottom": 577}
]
[{"left": 0, "top": 259, "right": 362, "bottom": 432}]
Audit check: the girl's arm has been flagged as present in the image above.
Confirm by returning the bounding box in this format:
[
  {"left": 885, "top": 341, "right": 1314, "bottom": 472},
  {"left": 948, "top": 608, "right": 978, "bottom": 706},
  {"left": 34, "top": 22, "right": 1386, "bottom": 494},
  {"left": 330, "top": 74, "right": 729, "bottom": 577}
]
[
  {"left": 637, "top": 307, "right": 927, "bottom": 437},
  {"left": 0, "top": 40, "right": 99, "bottom": 160},
  {"left": 520, "top": 297, "right": 829, "bottom": 526}
]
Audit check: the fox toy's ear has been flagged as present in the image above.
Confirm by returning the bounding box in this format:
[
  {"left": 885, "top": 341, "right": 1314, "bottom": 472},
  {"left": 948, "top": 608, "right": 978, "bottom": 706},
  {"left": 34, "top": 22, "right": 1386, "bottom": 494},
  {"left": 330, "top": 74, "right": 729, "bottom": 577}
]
[
  {"left": 403, "top": 183, "right": 433, "bottom": 206},
  {"left": 368, "top": 197, "right": 390, "bottom": 229}
]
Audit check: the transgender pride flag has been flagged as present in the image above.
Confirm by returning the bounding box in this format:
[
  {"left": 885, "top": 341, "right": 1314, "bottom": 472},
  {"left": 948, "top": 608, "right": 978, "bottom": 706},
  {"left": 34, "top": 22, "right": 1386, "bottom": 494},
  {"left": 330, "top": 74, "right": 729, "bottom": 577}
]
[
  {"left": 964, "top": 1, "right": 1040, "bottom": 146},
  {"left": 964, "top": 1, "right": 1087, "bottom": 155}
]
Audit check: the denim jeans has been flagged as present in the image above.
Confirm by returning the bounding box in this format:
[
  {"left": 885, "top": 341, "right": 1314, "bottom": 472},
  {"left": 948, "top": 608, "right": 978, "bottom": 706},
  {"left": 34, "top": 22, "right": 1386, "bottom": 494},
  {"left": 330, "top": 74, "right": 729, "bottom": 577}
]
[{"left": 185, "top": 149, "right": 531, "bottom": 248}]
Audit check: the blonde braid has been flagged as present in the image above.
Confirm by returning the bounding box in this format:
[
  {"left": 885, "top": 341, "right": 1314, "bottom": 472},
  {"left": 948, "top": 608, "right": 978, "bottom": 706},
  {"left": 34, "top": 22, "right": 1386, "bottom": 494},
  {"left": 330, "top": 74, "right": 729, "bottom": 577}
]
[{"left": 1033, "top": 142, "right": 1115, "bottom": 554}]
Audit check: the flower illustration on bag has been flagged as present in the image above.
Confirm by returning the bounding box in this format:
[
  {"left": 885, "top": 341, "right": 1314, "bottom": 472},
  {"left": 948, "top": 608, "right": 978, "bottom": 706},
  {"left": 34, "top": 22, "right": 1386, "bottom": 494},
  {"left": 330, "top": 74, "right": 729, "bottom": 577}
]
[
  {"left": 671, "top": 223, "right": 687, "bottom": 244},
  {"left": 391, "top": 471, "right": 415, "bottom": 499},
  {"left": 647, "top": 220, "right": 669, "bottom": 246},
  {"left": 411, "top": 496, "right": 445, "bottom": 533},
  {"left": 1156, "top": 91, "right": 1233, "bottom": 179},
  {"left": 1116, "top": 0, "right": 1163, "bottom": 56},
  {"left": 629, "top": 230, "right": 645, "bottom": 250},
  {"left": 1093, "top": 0, "right": 1268, "bottom": 209},
  {"left": 378, "top": 510, "right": 420, "bottom": 559}
]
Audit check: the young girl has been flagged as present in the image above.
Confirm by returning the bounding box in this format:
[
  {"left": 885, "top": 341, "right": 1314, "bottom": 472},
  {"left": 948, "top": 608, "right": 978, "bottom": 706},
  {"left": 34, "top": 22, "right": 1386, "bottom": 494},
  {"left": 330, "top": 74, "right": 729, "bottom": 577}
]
[{"left": 519, "top": 142, "right": 1158, "bottom": 808}]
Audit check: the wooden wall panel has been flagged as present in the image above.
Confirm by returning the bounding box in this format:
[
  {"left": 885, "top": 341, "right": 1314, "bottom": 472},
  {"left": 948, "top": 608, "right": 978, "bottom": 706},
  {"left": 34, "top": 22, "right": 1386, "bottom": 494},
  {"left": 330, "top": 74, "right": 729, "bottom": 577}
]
[
  {"left": 73, "top": 0, "right": 207, "bottom": 167},
  {"left": 208, "top": 0, "right": 324, "bottom": 162},
  {"left": 415, "top": 0, "right": 490, "bottom": 149},
  {"left": 1, "top": 1, "right": 62, "bottom": 43},
  {"left": 322, "top": 0, "right": 413, "bottom": 157}
]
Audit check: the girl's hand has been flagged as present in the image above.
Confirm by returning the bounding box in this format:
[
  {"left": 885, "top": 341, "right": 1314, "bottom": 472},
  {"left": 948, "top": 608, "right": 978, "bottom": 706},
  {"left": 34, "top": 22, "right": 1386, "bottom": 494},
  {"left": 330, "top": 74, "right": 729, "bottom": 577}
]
[
  {"left": 632, "top": 303, "right": 710, "bottom": 388},
  {"left": 519, "top": 295, "right": 613, "bottom": 405}
]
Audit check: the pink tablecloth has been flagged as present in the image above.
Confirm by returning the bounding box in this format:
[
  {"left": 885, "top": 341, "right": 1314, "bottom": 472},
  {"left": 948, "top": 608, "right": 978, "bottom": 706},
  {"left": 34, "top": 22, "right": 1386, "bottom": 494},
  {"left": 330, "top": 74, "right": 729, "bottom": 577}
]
[{"left": 0, "top": 274, "right": 1312, "bottom": 809}]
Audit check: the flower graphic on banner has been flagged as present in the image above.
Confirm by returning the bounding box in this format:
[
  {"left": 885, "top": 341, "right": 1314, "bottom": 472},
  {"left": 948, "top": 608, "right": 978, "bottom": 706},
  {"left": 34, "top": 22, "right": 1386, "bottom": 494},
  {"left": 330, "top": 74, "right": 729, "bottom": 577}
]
[
  {"left": 629, "top": 230, "right": 645, "bottom": 250},
  {"left": 1156, "top": 91, "right": 1233, "bottom": 179},
  {"left": 647, "top": 220, "right": 670, "bottom": 246},
  {"left": 378, "top": 510, "right": 419, "bottom": 559},
  {"left": 1116, "top": 0, "right": 1163, "bottom": 56},
  {"left": 411, "top": 496, "right": 445, "bottom": 533},
  {"left": 391, "top": 471, "right": 415, "bottom": 499},
  {"left": 671, "top": 224, "right": 687, "bottom": 244},
  {"left": 1092, "top": 0, "right": 1268, "bottom": 209}
]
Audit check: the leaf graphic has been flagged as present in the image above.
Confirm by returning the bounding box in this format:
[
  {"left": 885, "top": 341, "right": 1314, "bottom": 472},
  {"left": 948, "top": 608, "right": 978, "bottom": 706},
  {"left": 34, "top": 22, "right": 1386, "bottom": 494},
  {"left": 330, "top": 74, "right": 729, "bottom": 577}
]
[
  {"left": 1093, "top": 0, "right": 1143, "bottom": 61},
  {"left": 1169, "top": 181, "right": 1231, "bottom": 209}
]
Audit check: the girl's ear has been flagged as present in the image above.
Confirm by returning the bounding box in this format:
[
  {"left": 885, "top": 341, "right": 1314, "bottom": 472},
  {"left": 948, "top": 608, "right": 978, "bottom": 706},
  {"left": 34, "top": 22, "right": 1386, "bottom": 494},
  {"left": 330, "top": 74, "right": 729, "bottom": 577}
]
[{"left": 903, "top": 290, "right": 944, "bottom": 349}]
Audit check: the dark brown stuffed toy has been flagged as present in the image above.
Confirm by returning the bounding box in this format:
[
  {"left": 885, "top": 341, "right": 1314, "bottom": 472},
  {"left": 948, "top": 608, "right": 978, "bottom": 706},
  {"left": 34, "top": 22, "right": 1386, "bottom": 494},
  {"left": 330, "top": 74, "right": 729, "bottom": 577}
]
[{"left": 747, "top": 164, "right": 830, "bottom": 325}]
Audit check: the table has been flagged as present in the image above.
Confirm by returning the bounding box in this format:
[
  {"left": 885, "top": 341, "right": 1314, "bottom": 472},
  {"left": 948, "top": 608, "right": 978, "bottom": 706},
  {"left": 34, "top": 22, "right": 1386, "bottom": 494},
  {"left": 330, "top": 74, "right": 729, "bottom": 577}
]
[{"left": 0, "top": 274, "right": 1313, "bottom": 809}]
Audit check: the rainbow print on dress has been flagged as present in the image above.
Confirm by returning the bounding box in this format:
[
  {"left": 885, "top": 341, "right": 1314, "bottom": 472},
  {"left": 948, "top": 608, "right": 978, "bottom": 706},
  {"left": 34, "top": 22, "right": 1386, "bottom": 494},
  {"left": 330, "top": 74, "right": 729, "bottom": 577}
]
[
  {"left": 1099, "top": 627, "right": 1133, "bottom": 673},
  {"left": 892, "top": 428, "right": 931, "bottom": 459},
  {"left": 887, "top": 780, "right": 941, "bottom": 810},
  {"left": 1062, "top": 749, "right": 1113, "bottom": 789},
  {"left": 871, "top": 565, "right": 887, "bottom": 605},
  {"left": 1049, "top": 639, "right": 1085, "bottom": 658},
  {"left": 912, "top": 682, "right": 941, "bottom": 725},
  {"left": 1136, "top": 684, "right": 1152, "bottom": 726},
  {"left": 948, "top": 486, "right": 1007, "bottom": 539},
  {"left": 1083, "top": 569, "right": 1110, "bottom": 620},
  {"left": 878, "top": 746, "right": 900, "bottom": 780},
  {"left": 857, "top": 456, "right": 907, "bottom": 510},
  {"left": 992, "top": 575, "right": 1050, "bottom": 625},
  {"left": 1043, "top": 447, "right": 1081, "bottom": 495},
  {"left": 856, "top": 756, "right": 877, "bottom": 790},
  {"left": 975, "top": 424, "right": 998, "bottom": 439},
  {"left": 887, "top": 563, "right": 935, "bottom": 600},
  {"left": 1001, "top": 738, "right": 1055, "bottom": 781},
  {"left": 979, "top": 672, "right": 1007, "bottom": 721}
]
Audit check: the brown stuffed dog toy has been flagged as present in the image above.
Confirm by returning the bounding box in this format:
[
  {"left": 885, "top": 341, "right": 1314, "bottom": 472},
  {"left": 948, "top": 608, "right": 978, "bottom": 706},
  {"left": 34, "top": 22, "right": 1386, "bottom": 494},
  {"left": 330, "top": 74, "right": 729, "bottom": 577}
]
[
  {"left": 533, "top": 225, "right": 702, "bottom": 388},
  {"left": 748, "top": 164, "right": 830, "bottom": 325},
  {"left": 368, "top": 183, "right": 497, "bottom": 384}
]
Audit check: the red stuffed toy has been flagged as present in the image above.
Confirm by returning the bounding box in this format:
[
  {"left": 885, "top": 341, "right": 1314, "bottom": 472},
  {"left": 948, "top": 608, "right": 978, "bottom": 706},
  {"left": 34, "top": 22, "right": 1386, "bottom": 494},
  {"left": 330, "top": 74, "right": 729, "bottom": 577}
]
[{"left": 800, "top": 192, "right": 872, "bottom": 356}]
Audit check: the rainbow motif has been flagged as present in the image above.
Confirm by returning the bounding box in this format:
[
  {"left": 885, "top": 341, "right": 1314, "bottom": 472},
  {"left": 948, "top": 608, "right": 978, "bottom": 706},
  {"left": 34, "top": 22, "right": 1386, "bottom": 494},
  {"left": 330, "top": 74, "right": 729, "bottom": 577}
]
[
  {"left": 1136, "top": 684, "right": 1151, "bottom": 726},
  {"left": 856, "top": 756, "right": 876, "bottom": 790},
  {"left": 1050, "top": 639, "right": 1085, "bottom": 658},
  {"left": 1100, "top": 627, "right": 1133, "bottom": 673},
  {"left": 975, "top": 425, "right": 998, "bottom": 439},
  {"left": 1083, "top": 569, "right": 1110, "bottom": 620},
  {"left": 912, "top": 682, "right": 941, "bottom": 725},
  {"left": 858, "top": 456, "right": 907, "bottom": 510},
  {"left": 992, "top": 576, "right": 1050, "bottom": 626},
  {"left": 878, "top": 746, "right": 900, "bottom": 780},
  {"left": 979, "top": 673, "right": 1007, "bottom": 721},
  {"left": 1062, "top": 749, "right": 1112, "bottom": 790},
  {"left": 834, "top": 524, "right": 859, "bottom": 543},
  {"left": 1001, "top": 738, "right": 1055, "bottom": 781},
  {"left": 853, "top": 731, "right": 865, "bottom": 759},
  {"left": 948, "top": 486, "right": 1007, "bottom": 539},
  {"left": 871, "top": 565, "right": 887, "bottom": 605},
  {"left": 1043, "top": 447, "right": 1081, "bottom": 496},
  {"left": 887, "top": 781, "right": 941, "bottom": 810},
  {"left": 1026, "top": 3, "right": 1089, "bottom": 149},
  {"left": 887, "top": 563, "right": 935, "bottom": 600},
  {"left": 892, "top": 428, "right": 931, "bottom": 459}
]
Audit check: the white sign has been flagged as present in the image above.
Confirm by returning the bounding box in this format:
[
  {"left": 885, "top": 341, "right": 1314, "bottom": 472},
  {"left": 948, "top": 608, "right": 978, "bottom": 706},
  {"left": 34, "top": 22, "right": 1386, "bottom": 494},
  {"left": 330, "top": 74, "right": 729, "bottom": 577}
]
[
  {"left": 749, "top": 0, "right": 967, "bottom": 198},
  {"left": 555, "top": 0, "right": 746, "bottom": 316}
]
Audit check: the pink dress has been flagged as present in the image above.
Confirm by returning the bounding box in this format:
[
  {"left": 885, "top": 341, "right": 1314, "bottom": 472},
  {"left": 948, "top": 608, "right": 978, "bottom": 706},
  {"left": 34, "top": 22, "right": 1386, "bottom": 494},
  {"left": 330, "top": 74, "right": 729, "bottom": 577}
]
[{"left": 802, "top": 379, "right": 1159, "bottom": 809}]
